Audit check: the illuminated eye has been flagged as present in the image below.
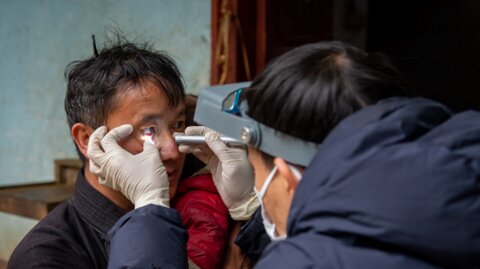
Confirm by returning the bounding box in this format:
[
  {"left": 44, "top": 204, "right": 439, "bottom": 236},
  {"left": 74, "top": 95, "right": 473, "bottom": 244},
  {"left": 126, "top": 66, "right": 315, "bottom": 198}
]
[
  {"left": 141, "top": 127, "right": 157, "bottom": 144},
  {"left": 143, "top": 127, "right": 156, "bottom": 136}
]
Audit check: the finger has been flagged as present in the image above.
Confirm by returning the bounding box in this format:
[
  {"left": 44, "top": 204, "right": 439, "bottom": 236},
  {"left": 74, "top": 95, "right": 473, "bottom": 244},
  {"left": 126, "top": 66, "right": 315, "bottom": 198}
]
[
  {"left": 101, "top": 124, "right": 133, "bottom": 151},
  {"left": 97, "top": 177, "right": 107, "bottom": 185},
  {"left": 89, "top": 158, "right": 109, "bottom": 188},
  {"left": 172, "top": 131, "right": 183, "bottom": 137},
  {"left": 179, "top": 144, "right": 212, "bottom": 164},
  {"left": 87, "top": 126, "right": 108, "bottom": 159},
  {"left": 138, "top": 140, "right": 162, "bottom": 165},
  {"left": 178, "top": 143, "right": 205, "bottom": 153},
  {"left": 178, "top": 145, "right": 202, "bottom": 154},
  {"left": 185, "top": 126, "right": 213, "bottom": 136},
  {"left": 98, "top": 176, "right": 114, "bottom": 190},
  {"left": 178, "top": 144, "right": 194, "bottom": 153},
  {"left": 143, "top": 139, "right": 159, "bottom": 154},
  {"left": 89, "top": 158, "right": 104, "bottom": 177},
  {"left": 205, "top": 131, "right": 230, "bottom": 156}
]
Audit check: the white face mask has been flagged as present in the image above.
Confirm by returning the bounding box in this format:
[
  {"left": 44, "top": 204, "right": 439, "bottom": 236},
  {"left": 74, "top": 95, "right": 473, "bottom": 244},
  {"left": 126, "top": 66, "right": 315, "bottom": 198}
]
[{"left": 254, "top": 165, "right": 302, "bottom": 241}]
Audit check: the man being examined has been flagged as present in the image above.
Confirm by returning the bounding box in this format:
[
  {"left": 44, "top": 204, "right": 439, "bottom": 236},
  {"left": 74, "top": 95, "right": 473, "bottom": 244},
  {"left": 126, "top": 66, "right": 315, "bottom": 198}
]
[{"left": 8, "top": 40, "right": 256, "bottom": 269}]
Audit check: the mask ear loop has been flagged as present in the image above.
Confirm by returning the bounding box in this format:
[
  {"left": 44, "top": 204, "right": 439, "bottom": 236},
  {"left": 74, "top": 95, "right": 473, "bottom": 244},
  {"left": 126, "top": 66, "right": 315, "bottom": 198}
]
[
  {"left": 288, "top": 165, "right": 303, "bottom": 181},
  {"left": 255, "top": 166, "right": 278, "bottom": 198}
]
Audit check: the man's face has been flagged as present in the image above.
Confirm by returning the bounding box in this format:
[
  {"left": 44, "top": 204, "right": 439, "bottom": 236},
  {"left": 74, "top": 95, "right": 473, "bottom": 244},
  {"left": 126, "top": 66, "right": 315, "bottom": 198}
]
[{"left": 105, "top": 79, "right": 186, "bottom": 198}]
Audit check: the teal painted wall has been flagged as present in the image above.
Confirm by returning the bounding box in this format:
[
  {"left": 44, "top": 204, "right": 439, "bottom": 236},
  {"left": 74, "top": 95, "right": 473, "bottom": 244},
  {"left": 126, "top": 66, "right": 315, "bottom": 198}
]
[
  {"left": 0, "top": 0, "right": 211, "bottom": 186},
  {"left": 0, "top": 0, "right": 211, "bottom": 262}
]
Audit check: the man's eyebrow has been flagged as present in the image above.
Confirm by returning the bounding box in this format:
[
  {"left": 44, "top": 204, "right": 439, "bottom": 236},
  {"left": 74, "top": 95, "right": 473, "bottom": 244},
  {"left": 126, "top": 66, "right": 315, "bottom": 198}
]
[
  {"left": 138, "top": 113, "right": 163, "bottom": 123},
  {"left": 139, "top": 109, "right": 186, "bottom": 123}
]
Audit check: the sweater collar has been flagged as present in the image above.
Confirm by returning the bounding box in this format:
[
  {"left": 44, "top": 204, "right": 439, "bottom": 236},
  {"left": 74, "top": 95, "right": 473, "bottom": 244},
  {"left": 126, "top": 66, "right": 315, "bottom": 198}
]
[{"left": 69, "top": 168, "right": 126, "bottom": 236}]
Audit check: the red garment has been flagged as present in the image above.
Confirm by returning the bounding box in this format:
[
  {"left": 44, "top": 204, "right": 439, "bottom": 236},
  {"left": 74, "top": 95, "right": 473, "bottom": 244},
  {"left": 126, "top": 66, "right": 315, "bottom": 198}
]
[{"left": 172, "top": 174, "right": 231, "bottom": 269}]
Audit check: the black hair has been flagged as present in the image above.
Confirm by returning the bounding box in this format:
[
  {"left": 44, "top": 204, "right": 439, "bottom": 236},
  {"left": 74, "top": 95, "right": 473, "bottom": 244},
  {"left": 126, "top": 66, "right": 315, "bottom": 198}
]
[
  {"left": 64, "top": 39, "right": 185, "bottom": 163},
  {"left": 247, "top": 41, "right": 412, "bottom": 165}
]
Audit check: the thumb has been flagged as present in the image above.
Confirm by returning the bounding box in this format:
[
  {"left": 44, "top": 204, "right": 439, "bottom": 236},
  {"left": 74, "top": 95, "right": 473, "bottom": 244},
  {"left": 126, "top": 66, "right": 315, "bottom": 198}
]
[
  {"left": 101, "top": 124, "right": 133, "bottom": 151},
  {"left": 141, "top": 139, "right": 162, "bottom": 163},
  {"left": 143, "top": 139, "right": 158, "bottom": 153}
]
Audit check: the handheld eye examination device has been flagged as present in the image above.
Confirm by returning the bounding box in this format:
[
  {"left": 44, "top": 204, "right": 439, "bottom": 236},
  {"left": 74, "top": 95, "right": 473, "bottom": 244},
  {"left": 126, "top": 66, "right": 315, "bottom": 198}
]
[
  {"left": 174, "top": 135, "right": 244, "bottom": 145},
  {"left": 192, "top": 82, "right": 321, "bottom": 167}
]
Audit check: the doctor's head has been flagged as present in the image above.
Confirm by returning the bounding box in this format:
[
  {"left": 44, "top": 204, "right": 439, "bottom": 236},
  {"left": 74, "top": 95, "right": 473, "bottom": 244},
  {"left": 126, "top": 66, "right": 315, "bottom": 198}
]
[{"left": 245, "top": 41, "right": 411, "bottom": 238}]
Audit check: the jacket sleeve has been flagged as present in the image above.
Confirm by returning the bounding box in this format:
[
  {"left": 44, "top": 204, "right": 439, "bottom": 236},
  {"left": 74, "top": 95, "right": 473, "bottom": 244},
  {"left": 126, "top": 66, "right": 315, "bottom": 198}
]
[
  {"left": 107, "top": 204, "right": 188, "bottom": 269},
  {"left": 253, "top": 234, "right": 438, "bottom": 269},
  {"left": 235, "top": 208, "right": 271, "bottom": 263},
  {"left": 173, "top": 174, "right": 231, "bottom": 269}
]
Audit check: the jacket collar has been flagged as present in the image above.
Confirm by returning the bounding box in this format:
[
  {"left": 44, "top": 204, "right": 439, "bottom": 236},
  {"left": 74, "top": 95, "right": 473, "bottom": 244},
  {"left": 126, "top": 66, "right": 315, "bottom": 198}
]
[{"left": 69, "top": 168, "right": 126, "bottom": 236}]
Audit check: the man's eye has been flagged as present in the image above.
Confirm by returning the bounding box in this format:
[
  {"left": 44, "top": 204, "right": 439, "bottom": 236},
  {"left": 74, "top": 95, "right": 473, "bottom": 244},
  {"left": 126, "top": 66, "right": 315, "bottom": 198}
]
[{"left": 142, "top": 127, "right": 157, "bottom": 136}]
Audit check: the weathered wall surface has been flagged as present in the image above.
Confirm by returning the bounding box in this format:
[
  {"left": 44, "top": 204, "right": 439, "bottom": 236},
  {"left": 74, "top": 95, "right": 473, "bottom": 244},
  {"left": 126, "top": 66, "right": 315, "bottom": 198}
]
[{"left": 0, "top": 0, "right": 210, "bottom": 262}]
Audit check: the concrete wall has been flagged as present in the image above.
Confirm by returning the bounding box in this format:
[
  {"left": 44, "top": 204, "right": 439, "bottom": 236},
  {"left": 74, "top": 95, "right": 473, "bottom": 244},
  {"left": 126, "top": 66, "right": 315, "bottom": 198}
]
[
  {"left": 0, "top": 212, "right": 37, "bottom": 263},
  {"left": 0, "top": 0, "right": 210, "bottom": 186},
  {"left": 0, "top": 0, "right": 210, "bottom": 262}
]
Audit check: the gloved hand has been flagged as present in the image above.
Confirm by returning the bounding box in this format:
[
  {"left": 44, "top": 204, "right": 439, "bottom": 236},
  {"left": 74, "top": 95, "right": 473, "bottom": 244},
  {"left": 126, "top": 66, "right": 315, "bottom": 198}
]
[
  {"left": 178, "top": 126, "right": 259, "bottom": 220},
  {"left": 87, "top": 124, "right": 170, "bottom": 209}
]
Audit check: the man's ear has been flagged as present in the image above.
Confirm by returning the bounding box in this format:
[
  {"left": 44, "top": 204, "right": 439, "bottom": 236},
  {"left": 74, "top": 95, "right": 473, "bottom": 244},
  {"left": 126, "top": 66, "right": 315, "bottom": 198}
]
[
  {"left": 274, "top": 157, "right": 299, "bottom": 197},
  {"left": 71, "top": 123, "right": 93, "bottom": 160}
]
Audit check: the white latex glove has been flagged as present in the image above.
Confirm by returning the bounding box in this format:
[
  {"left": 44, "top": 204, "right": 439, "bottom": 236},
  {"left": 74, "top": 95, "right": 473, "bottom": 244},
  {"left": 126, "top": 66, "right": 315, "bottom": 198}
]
[
  {"left": 87, "top": 124, "right": 170, "bottom": 209},
  {"left": 178, "top": 126, "right": 259, "bottom": 220}
]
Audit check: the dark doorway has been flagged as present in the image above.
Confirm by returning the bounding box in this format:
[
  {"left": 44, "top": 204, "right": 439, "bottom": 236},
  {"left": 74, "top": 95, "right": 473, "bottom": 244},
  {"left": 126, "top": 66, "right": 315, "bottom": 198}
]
[
  {"left": 368, "top": 0, "right": 480, "bottom": 111},
  {"left": 212, "top": 0, "right": 480, "bottom": 111}
]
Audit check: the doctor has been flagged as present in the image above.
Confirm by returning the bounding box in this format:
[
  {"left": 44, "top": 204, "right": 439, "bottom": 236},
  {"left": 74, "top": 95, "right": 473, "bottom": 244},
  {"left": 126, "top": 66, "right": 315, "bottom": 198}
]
[{"left": 88, "top": 41, "right": 480, "bottom": 268}]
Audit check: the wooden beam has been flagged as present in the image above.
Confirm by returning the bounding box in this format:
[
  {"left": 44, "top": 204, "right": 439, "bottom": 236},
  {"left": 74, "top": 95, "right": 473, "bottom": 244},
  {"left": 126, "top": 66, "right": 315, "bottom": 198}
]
[
  {"left": 211, "top": 0, "right": 220, "bottom": 84},
  {"left": 256, "top": 0, "right": 267, "bottom": 72},
  {"left": 0, "top": 159, "right": 80, "bottom": 220},
  {"left": 54, "top": 159, "right": 82, "bottom": 185}
]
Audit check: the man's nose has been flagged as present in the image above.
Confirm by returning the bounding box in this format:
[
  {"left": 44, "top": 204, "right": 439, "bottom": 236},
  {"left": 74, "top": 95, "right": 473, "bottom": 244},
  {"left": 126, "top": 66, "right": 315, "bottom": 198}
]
[{"left": 155, "top": 131, "right": 180, "bottom": 161}]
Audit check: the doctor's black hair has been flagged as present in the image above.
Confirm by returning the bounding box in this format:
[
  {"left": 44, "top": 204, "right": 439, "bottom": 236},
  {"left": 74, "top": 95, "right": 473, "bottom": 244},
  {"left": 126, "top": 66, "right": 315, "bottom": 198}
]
[
  {"left": 64, "top": 37, "right": 185, "bottom": 163},
  {"left": 247, "top": 41, "right": 412, "bottom": 166}
]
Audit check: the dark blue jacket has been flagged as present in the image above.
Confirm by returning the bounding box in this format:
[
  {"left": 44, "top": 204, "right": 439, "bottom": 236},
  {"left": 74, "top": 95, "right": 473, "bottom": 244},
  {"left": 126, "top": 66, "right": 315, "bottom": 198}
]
[
  {"left": 256, "top": 97, "right": 480, "bottom": 268},
  {"left": 107, "top": 205, "right": 188, "bottom": 269},
  {"left": 107, "top": 97, "right": 480, "bottom": 268}
]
